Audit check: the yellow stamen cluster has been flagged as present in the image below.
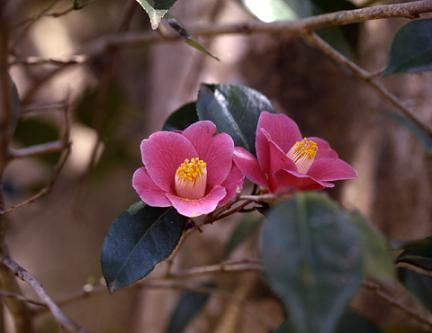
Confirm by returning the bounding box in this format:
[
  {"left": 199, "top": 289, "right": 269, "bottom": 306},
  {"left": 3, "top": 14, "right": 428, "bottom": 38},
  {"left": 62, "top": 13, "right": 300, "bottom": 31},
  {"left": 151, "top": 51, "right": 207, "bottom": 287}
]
[
  {"left": 175, "top": 157, "right": 207, "bottom": 182},
  {"left": 291, "top": 138, "right": 318, "bottom": 162}
]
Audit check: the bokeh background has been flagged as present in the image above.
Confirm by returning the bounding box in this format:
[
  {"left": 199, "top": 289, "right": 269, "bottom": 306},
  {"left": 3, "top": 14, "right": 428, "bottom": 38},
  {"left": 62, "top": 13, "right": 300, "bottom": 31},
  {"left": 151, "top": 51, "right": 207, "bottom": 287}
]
[{"left": 2, "top": 0, "right": 432, "bottom": 332}]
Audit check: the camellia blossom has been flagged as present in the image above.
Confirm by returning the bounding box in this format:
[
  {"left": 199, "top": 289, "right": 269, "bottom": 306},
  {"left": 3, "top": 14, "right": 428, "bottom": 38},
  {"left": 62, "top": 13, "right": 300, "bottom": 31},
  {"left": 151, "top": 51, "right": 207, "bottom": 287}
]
[
  {"left": 233, "top": 111, "right": 357, "bottom": 192},
  {"left": 132, "top": 121, "right": 244, "bottom": 217}
]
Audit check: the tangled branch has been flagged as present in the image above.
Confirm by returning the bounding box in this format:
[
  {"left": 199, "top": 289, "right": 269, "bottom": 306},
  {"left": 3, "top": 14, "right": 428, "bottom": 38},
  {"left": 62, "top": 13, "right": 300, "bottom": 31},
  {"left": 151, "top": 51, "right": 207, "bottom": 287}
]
[{"left": 2, "top": 256, "right": 90, "bottom": 333}]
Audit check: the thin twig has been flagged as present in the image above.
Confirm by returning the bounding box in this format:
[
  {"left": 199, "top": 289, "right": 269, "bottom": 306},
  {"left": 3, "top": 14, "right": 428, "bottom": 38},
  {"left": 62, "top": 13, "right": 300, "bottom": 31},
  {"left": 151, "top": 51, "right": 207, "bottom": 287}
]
[
  {"left": 161, "top": 259, "right": 263, "bottom": 280},
  {"left": 10, "top": 0, "right": 432, "bottom": 67},
  {"left": 2, "top": 256, "right": 91, "bottom": 333},
  {"left": 11, "top": 0, "right": 63, "bottom": 50},
  {"left": 301, "top": 32, "right": 432, "bottom": 135},
  {"left": 0, "top": 5, "right": 12, "bottom": 208},
  {"left": 0, "top": 262, "right": 34, "bottom": 332},
  {"left": 35, "top": 259, "right": 264, "bottom": 313},
  {"left": 10, "top": 141, "right": 66, "bottom": 159},
  {"left": 0, "top": 289, "right": 46, "bottom": 308},
  {"left": 22, "top": 102, "right": 66, "bottom": 114},
  {"left": 397, "top": 262, "right": 432, "bottom": 279},
  {"left": 34, "top": 279, "right": 276, "bottom": 329},
  {"left": 12, "top": 0, "right": 97, "bottom": 51},
  {"left": 362, "top": 280, "right": 432, "bottom": 332},
  {"left": 0, "top": 95, "right": 71, "bottom": 215}
]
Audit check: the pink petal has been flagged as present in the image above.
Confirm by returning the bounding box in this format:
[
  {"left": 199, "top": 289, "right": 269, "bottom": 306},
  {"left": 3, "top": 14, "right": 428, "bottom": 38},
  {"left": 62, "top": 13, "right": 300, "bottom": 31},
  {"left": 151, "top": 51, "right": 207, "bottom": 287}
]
[
  {"left": 307, "top": 158, "right": 358, "bottom": 181},
  {"left": 183, "top": 121, "right": 234, "bottom": 187},
  {"left": 256, "top": 112, "right": 302, "bottom": 172},
  {"left": 132, "top": 167, "right": 170, "bottom": 207},
  {"left": 271, "top": 169, "right": 334, "bottom": 193},
  {"left": 219, "top": 164, "right": 244, "bottom": 205},
  {"left": 309, "top": 137, "right": 339, "bottom": 159},
  {"left": 166, "top": 186, "right": 226, "bottom": 217},
  {"left": 233, "top": 147, "right": 268, "bottom": 188},
  {"left": 262, "top": 129, "right": 297, "bottom": 174},
  {"left": 141, "top": 131, "right": 197, "bottom": 192}
]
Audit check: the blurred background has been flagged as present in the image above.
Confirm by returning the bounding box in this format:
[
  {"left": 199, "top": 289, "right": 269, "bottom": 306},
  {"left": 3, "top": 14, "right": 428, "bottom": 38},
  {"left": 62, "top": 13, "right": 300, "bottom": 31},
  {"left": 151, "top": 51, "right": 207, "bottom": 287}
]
[{"left": 2, "top": 0, "right": 432, "bottom": 332}]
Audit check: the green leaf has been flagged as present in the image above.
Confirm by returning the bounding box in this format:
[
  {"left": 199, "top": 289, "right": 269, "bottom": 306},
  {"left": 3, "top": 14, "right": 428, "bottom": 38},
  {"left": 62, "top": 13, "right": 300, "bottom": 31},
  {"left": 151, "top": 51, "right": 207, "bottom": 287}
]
[
  {"left": 165, "top": 17, "right": 220, "bottom": 61},
  {"left": 136, "top": 0, "right": 177, "bottom": 29},
  {"left": 261, "top": 193, "right": 362, "bottom": 333},
  {"left": 351, "top": 212, "right": 395, "bottom": 281},
  {"left": 197, "top": 84, "right": 275, "bottom": 155},
  {"left": 384, "top": 19, "right": 432, "bottom": 75},
  {"left": 165, "top": 285, "right": 212, "bottom": 333},
  {"left": 384, "top": 111, "right": 432, "bottom": 154},
  {"left": 101, "top": 202, "right": 186, "bottom": 292},
  {"left": 397, "top": 236, "right": 432, "bottom": 270},
  {"left": 224, "top": 215, "right": 262, "bottom": 259},
  {"left": 162, "top": 102, "right": 198, "bottom": 131}
]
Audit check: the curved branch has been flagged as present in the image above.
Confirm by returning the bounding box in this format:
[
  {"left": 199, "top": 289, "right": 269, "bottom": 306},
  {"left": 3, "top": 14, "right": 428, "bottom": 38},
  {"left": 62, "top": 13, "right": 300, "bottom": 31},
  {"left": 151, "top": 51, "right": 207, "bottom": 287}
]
[
  {"left": 10, "top": 0, "right": 432, "bottom": 66},
  {"left": 2, "top": 256, "right": 91, "bottom": 333},
  {"left": 301, "top": 32, "right": 432, "bottom": 136}
]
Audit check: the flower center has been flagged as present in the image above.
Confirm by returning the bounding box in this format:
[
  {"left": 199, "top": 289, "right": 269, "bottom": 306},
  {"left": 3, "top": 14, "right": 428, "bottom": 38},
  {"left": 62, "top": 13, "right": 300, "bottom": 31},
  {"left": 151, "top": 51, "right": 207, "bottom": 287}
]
[
  {"left": 287, "top": 138, "right": 318, "bottom": 174},
  {"left": 175, "top": 157, "right": 207, "bottom": 199}
]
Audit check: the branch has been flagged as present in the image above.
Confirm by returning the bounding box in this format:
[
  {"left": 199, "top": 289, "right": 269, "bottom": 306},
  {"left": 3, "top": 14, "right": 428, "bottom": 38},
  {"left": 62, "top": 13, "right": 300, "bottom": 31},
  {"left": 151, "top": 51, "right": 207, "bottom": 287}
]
[
  {"left": 37, "top": 278, "right": 276, "bottom": 330},
  {"left": 164, "top": 258, "right": 263, "bottom": 279},
  {"left": 10, "top": 0, "right": 432, "bottom": 66},
  {"left": 2, "top": 256, "right": 91, "bottom": 333},
  {"left": 0, "top": 262, "right": 34, "bottom": 332},
  {"left": 10, "top": 141, "right": 67, "bottom": 159},
  {"left": 0, "top": 5, "right": 12, "bottom": 209},
  {"left": 396, "top": 262, "right": 432, "bottom": 279},
  {"left": 301, "top": 32, "right": 432, "bottom": 135},
  {"left": 27, "top": 258, "right": 432, "bottom": 333},
  {"left": 362, "top": 280, "right": 432, "bottom": 332},
  {"left": 0, "top": 289, "right": 46, "bottom": 308},
  {"left": 0, "top": 96, "right": 71, "bottom": 215},
  {"left": 31, "top": 259, "right": 263, "bottom": 315},
  {"left": 22, "top": 102, "right": 66, "bottom": 114}
]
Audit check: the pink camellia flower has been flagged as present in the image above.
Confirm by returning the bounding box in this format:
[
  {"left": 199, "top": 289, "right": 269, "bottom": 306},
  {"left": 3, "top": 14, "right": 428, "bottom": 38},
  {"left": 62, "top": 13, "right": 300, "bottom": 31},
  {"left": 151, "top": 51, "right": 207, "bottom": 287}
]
[
  {"left": 233, "top": 111, "right": 357, "bottom": 192},
  {"left": 132, "top": 121, "right": 244, "bottom": 217}
]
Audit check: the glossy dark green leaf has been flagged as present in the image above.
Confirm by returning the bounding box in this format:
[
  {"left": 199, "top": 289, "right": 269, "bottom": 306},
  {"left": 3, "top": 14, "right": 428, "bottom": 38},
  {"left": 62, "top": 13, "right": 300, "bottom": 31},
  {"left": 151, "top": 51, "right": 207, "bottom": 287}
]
[
  {"left": 397, "top": 236, "right": 432, "bottom": 270},
  {"left": 351, "top": 213, "right": 394, "bottom": 281},
  {"left": 101, "top": 202, "right": 186, "bottom": 292},
  {"left": 398, "top": 268, "right": 432, "bottom": 313},
  {"left": 384, "top": 19, "right": 432, "bottom": 75},
  {"left": 384, "top": 111, "right": 432, "bottom": 153},
  {"left": 162, "top": 102, "right": 198, "bottom": 131},
  {"left": 276, "top": 310, "right": 384, "bottom": 333},
  {"left": 261, "top": 193, "right": 362, "bottom": 333},
  {"left": 165, "top": 284, "right": 212, "bottom": 333},
  {"left": 224, "top": 215, "right": 262, "bottom": 259},
  {"left": 136, "top": 0, "right": 177, "bottom": 29},
  {"left": 197, "top": 84, "right": 275, "bottom": 155}
]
